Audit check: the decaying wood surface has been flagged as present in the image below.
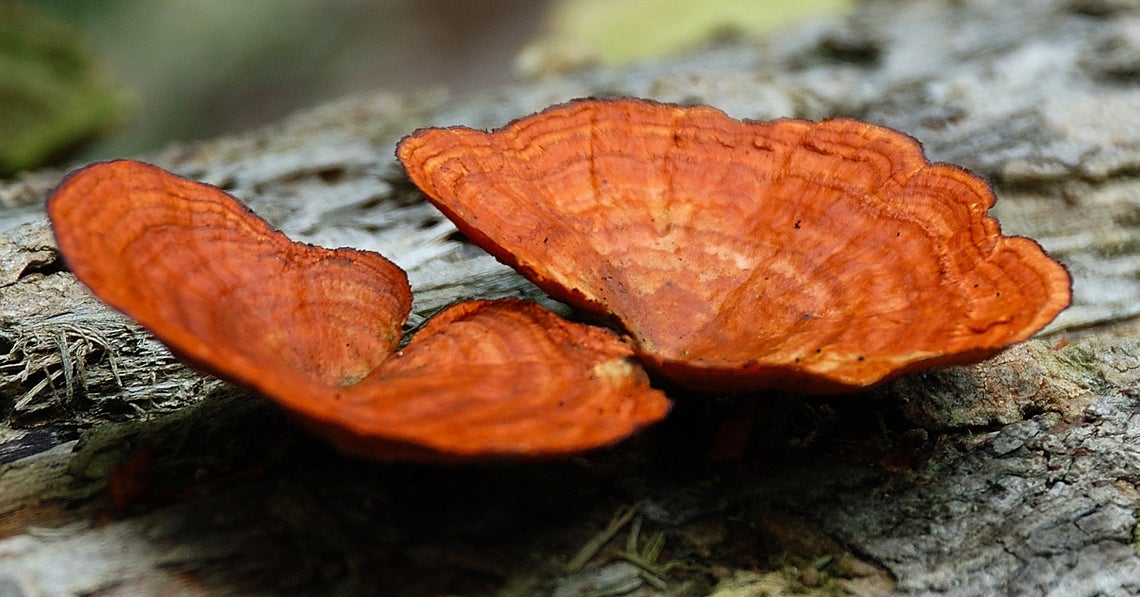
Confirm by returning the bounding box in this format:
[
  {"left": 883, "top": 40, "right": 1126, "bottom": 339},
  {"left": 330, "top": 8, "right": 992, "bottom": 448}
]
[{"left": 4, "top": 0, "right": 1140, "bottom": 594}]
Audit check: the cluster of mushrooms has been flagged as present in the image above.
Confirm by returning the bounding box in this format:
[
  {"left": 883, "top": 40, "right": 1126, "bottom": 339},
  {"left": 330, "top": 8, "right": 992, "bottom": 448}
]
[{"left": 47, "top": 98, "right": 1071, "bottom": 462}]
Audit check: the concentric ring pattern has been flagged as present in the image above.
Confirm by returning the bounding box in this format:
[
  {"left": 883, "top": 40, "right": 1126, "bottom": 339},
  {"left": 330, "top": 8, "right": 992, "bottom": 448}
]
[
  {"left": 48, "top": 160, "right": 669, "bottom": 460},
  {"left": 398, "top": 98, "right": 1072, "bottom": 392}
]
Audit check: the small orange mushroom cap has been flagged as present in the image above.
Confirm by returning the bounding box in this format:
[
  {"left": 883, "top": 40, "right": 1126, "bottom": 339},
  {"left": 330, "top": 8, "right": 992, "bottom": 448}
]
[
  {"left": 318, "top": 298, "right": 668, "bottom": 460},
  {"left": 47, "top": 160, "right": 668, "bottom": 460},
  {"left": 397, "top": 98, "right": 1072, "bottom": 392}
]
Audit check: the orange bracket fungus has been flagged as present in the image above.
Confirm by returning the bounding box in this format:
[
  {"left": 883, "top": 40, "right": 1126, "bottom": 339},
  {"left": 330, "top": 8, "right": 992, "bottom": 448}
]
[
  {"left": 397, "top": 98, "right": 1072, "bottom": 393},
  {"left": 47, "top": 160, "right": 669, "bottom": 461}
]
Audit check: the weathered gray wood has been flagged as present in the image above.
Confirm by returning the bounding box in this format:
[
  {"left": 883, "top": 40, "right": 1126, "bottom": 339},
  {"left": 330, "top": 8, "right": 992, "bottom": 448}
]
[{"left": 4, "top": 0, "right": 1140, "bottom": 594}]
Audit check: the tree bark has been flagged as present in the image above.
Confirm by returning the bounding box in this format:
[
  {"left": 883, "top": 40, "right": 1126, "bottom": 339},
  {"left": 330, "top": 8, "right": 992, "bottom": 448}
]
[{"left": 4, "top": 0, "right": 1140, "bottom": 595}]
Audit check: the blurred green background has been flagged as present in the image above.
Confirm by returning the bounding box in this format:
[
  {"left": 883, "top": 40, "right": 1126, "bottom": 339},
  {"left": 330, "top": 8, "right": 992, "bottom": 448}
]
[{"left": 0, "top": 0, "right": 848, "bottom": 177}]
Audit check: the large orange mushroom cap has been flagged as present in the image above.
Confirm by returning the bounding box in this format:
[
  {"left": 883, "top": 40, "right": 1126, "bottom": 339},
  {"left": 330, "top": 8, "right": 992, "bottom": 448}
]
[
  {"left": 47, "top": 160, "right": 669, "bottom": 460},
  {"left": 396, "top": 98, "right": 1073, "bottom": 392}
]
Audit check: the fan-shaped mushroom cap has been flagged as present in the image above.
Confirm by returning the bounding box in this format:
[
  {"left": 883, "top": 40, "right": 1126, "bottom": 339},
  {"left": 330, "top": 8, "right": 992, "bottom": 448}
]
[
  {"left": 48, "top": 160, "right": 668, "bottom": 460},
  {"left": 397, "top": 98, "right": 1072, "bottom": 392},
  {"left": 325, "top": 298, "right": 669, "bottom": 460},
  {"left": 49, "top": 159, "right": 409, "bottom": 389}
]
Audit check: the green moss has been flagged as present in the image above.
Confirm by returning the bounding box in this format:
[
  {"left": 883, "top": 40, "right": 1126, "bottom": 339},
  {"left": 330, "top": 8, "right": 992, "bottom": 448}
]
[
  {"left": 0, "top": 3, "right": 124, "bottom": 175},
  {"left": 520, "top": 0, "right": 852, "bottom": 73}
]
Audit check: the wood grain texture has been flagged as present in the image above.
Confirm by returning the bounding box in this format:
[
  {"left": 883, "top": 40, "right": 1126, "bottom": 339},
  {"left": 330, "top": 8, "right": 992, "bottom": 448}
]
[{"left": 398, "top": 99, "right": 1072, "bottom": 392}]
